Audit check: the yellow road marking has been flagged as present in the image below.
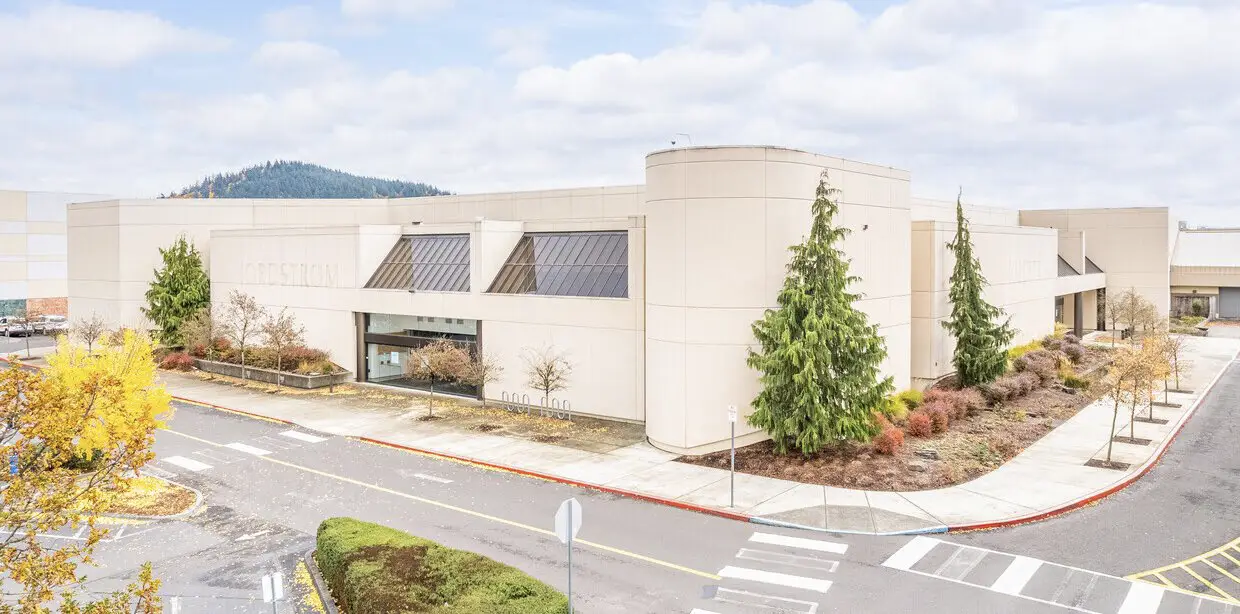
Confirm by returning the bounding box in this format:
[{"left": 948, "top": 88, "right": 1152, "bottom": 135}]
[
  {"left": 1180, "top": 564, "right": 1234, "bottom": 601},
  {"left": 1222, "top": 550, "right": 1240, "bottom": 567},
  {"left": 1153, "top": 572, "right": 1172, "bottom": 586},
  {"left": 1128, "top": 536, "right": 1240, "bottom": 578},
  {"left": 1203, "top": 558, "right": 1240, "bottom": 587},
  {"left": 161, "top": 428, "right": 720, "bottom": 581}
]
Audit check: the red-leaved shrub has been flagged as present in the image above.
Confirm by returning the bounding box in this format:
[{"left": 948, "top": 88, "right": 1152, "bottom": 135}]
[
  {"left": 1014, "top": 349, "right": 1058, "bottom": 384},
  {"left": 159, "top": 352, "right": 195, "bottom": 371},
  {"left": 927, "top": 404, "right": 950, "bottom": 433},
  {"left": 873, "top": 411, "right": 894, "bottom": 431},
  {"left": 907, "top": 411, "right": 933, "bottom": 437},
  {"left": 1063, "top": 343, "right": 1085, "bottom": 364},
  {"left": 957, "top": 388, "right": 986, "bottom": 414},
  {"left": 924, "top": 389, "right": 971, "bottom": 420},
  {"left": 1015, "top": 371, "right": 1041, "bottom": 395},
  {"left": 873, "top": 427, "right": 904, "bottom": 455}
]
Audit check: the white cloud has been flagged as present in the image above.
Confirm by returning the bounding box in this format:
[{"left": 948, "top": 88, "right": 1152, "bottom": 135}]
[
  {"left": 252, "top": 41, "right": 343, "bottom": 69},
  {"left": 4, "top": 0, "right": 1240, "bottom": 227},
  {"left": 0, "top": 3, "right": 228, "bottom": 68},
  {"left": 262, "top": 5, "right": 320, "bottom": 39},
  {"left": 490, "top": 27, "right": 548, "bottom": 68},
  {"left": 340, "top": 0, "right": 454, "bottom": 20}
]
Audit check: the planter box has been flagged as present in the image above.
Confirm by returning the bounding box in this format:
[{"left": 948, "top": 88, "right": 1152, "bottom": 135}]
[{"left": 192, "top": 359, "right": 351, "bottom": 389}]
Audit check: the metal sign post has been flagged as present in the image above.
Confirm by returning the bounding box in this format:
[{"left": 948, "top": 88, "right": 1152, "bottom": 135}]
[
  {"left": 261, "top": 572, "right": 284, "bottom": 613},
  {"left": 554, "top": 498, "right": 583, "bottom": 614},
  {"left": 727, "top": 405, "right": 737, "bottom": 508}
]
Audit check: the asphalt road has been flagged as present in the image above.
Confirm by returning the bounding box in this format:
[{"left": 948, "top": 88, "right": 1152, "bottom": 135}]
[
  {"left": 52, "top": 400, "right": 1127, "bottom": 613},
  {"left": 960, "top": 359, "right": 1240, "bottom": 603},
  {"left": 0, "top": 332, "right": 54, "bottom": 356}
]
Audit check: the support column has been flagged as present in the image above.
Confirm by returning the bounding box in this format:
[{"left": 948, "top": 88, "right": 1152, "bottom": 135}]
[{"left": 1074, "top": 292, "right": 1084, "bottom": 338}]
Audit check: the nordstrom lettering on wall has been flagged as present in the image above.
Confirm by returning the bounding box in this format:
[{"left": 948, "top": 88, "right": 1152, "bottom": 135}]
[{"left": 244, "top": 262, "right": 341, "bottom": 287}]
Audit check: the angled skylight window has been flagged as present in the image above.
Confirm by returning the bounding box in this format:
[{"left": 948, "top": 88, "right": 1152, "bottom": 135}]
[
  {"left": 487, "top": 231, "right": 628, "bottom": 298},
  {"left": 364, "top": 234, "right": 470, "bottom": 292}
]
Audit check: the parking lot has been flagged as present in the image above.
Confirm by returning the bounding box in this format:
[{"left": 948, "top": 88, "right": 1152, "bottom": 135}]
[{"left": 0, "top": 332, "right": 55, "bottom": 356}]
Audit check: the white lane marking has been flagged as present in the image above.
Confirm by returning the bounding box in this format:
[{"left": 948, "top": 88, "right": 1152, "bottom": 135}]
[
  {"left": 236, "top": 530, "right": 270, "bottom": 542},
  {"left": 718, "top": 566, "right": 832, "bottom": 593},
  {"left": 163, "top": 456, "right": 212, "bottom": 471},
  {"left": 689, "top": 610, "right": 721, "bottom": 614},
  {"left": 413, "top": 473, "right": 453, "bottom": 484},
  {"left": 279, "top": 430, "right": 327, "bottom": 443},
  {"left": 882, "top": 536, "right": 941, "bottom": 571},
  {"left": 749, "top": 532, "right": 848, "bottom": 555},
  {"left": 715, "top": 588, "right": 818, "bottom": 613},
  {"left": 736, "top": 548, "right": 839, "bottom": 573},
  {"left": 72, "top": 526, "right": 85, "bottom": 538},
  {"left": 225, "top": 443, "right": 271, "bottom": 456},
  {"left": 992, "top": 556, "right": 1043, "bottom": 595},
  {"left": 1117, "top": 582, "right": 1164, "bottom": 614}
]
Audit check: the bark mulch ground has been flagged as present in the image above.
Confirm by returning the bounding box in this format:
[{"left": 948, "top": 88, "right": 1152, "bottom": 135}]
[{"left": 679, "top": 349, "right": 1112, "bottom": 492}]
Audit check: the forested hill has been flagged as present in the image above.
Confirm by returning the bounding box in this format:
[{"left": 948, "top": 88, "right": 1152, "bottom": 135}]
[{"left": 162, "top": 161, "right": 449, "bottom": 199}]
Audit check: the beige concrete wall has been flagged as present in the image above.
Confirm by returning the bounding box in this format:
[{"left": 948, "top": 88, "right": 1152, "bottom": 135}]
[
  {"left": 910, "top": 220, "right": 1058, "bottom": 386},
  {"left": 1020, "top": 207, "right": 1173, "bottom": 317},
  {"left": 1171, "top": 267, "right": 1240, "bottom": 289},
  {"left": 1170, "top": 284, "right": 1221, "bottom": 295},
  {"left": 387, "top": 186, "right": 645, "bottom": 225},
  {"left": 2, "top": 190, "right": 110, "bottom": 308},
  {"left": 209, "top": 219, "right": 646, "bottom": 422},
  {"left": 643, "top": 146, "right": 912, "bottom": 454},
  {"left": 67, "top": 198, "right": 392, "bottom": 327}
]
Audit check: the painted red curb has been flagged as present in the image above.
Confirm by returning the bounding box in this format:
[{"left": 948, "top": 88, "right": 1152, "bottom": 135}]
[
  {"left": 356, "top": 436, "right": 753, "bottom": 523},
  {"left": 947, "top": 352, "right": 1235, "bottom": 533}
]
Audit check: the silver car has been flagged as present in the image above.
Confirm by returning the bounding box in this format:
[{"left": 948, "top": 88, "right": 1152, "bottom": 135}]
[{"left": 0, "top": 316, "right": 32, "bottom": 338}]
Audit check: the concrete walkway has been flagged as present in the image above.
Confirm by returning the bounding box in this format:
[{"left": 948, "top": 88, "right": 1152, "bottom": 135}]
[{"left": 10, "top": 335, "right": 1238, "bottom": 535}]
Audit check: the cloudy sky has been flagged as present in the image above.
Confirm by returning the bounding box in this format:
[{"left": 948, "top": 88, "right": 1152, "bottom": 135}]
[{"left": 1, "top": 0, "right": 1236, "bottom": 224}]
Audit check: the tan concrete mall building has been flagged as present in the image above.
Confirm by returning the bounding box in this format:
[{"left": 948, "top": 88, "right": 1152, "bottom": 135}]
[{"left": 51, "top": 146, "right": 1240, "bottom": 454}]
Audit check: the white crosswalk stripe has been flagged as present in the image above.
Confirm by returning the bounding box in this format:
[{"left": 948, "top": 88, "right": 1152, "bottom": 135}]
[
  {"left": 162, "top": 456, "right": 211, "bottom": 471},
  {"left": 688, "top": 531, "right": 846, "bottom": 613},
  {"left": 279, "top": 430, "right": 327, "bottom": 443},
  {"left": 224, "top": 442, "right": 271, "bottom": 456},
  {"left": 882, "top": 537, "right": 1229, "bottom": 614},
  {"left": 718, "top": 566, "right": 832, "bottom": 593}
]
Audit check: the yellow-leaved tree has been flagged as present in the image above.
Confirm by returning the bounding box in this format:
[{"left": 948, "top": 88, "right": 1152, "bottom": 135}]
[{"left": 0, "top": 330, "right": 171, "bottom": 612}]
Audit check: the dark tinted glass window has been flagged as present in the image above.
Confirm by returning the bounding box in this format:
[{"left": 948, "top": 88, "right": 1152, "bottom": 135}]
[
  {"left": 487, "top": 231, "right": 628, "bottom": 298},
  {"left": 364, "top": 235, "right": 470, "bottom": 292}
]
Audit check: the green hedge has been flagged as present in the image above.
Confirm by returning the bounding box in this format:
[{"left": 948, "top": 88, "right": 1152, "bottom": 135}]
[{"left": 316, "top": 517, "right": 568, "bottom": 614}]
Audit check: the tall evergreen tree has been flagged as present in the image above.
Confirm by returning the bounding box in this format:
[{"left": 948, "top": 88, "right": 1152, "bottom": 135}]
[
  {"left": 143, "top": 235, "right": 211, "bottom": 347},
  {"left": 942, "top": 190, "right": 1015, "bottom": 387},
  {"left": 747, "top": 173, "right": 894, "bottom": 455}
]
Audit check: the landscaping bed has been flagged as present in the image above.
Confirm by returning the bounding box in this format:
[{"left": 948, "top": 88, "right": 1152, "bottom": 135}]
[
  {"left": 102, "top": 476, "right": 197, "bottom": 516},
  {"left": 315, "top": 517, "right": 567, "bottom": 614},
  {"left": 680, "top": 335, "right": 1112, "bottom": 492}
]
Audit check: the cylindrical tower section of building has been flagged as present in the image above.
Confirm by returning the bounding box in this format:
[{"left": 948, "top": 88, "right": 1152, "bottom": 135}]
[{"left": 643, "top": 146, "right": 912, "bottom": 454}]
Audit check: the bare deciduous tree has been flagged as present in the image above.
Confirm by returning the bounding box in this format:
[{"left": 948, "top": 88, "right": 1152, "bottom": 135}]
[
  {"left": 1164, "top": 334, "right": 1192, "bottom": 392},
  {"left": 408, "top": 340, "right": 470, "bottom": 419},
  {"left": 524, "top": 346, "right": 572, "bottom": 405},
  {"left": 462, "top": 351, "right": 504, "bottom": 406},
  {"left": 221, "top": 290, "right": 266, "bottom": 377},
  {"left": 15, "top": 303, "right": 43, "bottom": 358},
  {"left": 1102, "top": 347, "right": 1145, "bottom": 465},
  {"left": 261, "top": 307, "right": 305, "bottom": 389},
  {"left": 71, "top": 312, "right": 108, "bottom": 353}
]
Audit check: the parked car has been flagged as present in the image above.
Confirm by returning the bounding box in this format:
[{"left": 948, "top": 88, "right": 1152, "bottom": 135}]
[
  {"left": 31, "top": 315, "right": 68, "bottom": 335},
  {"left": 0, "top": 316, "right": 32, "bottom": 338}
]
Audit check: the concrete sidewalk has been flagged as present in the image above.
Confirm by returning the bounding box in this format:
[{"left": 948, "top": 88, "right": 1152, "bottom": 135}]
[{"left": 11, "top": 335, "right": 1238, "bottom": 535}]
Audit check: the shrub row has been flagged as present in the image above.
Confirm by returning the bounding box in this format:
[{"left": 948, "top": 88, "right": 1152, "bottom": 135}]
[
  {"left": 186, "top": 339, "right": 337, "bottom": 375},
  {"left": 316, "top": 517, "right": 568, "bottom": 614}
]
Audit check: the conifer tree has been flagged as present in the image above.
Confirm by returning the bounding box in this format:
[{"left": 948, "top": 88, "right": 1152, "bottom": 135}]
[
  {"left": 942, "top": 191, "right": 1014, "bottom": 387},
  {"left": 747, "top": 172, "right": 894, "bottom": 454},
  {"left": 143, "top": 235, "right": 210, "bottom": 347}
]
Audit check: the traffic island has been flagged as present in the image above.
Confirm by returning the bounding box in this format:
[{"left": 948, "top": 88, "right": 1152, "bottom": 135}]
[
  {"left": 96, "top": 476, "right": 201, "bottom": 519},
  {"left": 315, "top": 517, "right": 567, "bottom": 613}
]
